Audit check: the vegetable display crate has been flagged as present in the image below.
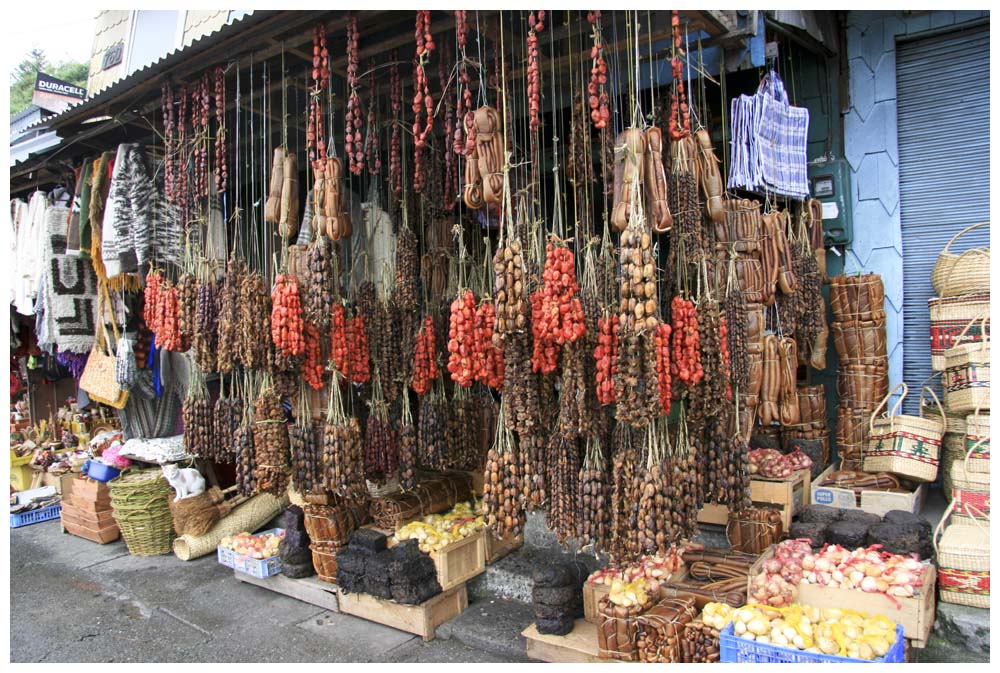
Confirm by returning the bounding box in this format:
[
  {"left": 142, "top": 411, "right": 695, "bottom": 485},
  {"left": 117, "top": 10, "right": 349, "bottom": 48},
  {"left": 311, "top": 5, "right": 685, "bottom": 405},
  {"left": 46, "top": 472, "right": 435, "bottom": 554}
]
[
  {"left": 337, "top": 583, "right": 468, "bottom": 641},
  {"left": 698, "top": 468, "right": 811, "bottom": 531},
  {"left": 522, "top": 619, "right": 606, "bottom": 663},
  {"left": 216, "top": 528, "right": 283, "bottom": 579},
  {"left": 11, "top": 503, "right": 62, "bottom": 528},
  {"left": 810, "top": 464, "right": 927, "bottom": 516},
  {"left": 719, "top": 621, "right": 905, "bottom": 663},
  {"left": 583, "top": 583, "right": 612, "bottom": 625},
  {"left": 234, "top": 570, "right": 340, "bottom": 613},
  {"left": 749, "top": 545, "right": 936, "bottom": 648},
  {"left": 485, "top": 530, "right": 522, "bottom": 564},
  {"left": 390, "top": 529, "right": 486, "bottom": 591}
]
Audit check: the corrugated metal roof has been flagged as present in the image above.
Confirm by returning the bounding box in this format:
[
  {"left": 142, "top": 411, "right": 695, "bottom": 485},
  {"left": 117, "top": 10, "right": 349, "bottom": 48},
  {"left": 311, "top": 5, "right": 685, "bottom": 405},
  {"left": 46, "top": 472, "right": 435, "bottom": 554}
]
[{"left": 18, "top": 10, "right": 272, "bottom": 136}]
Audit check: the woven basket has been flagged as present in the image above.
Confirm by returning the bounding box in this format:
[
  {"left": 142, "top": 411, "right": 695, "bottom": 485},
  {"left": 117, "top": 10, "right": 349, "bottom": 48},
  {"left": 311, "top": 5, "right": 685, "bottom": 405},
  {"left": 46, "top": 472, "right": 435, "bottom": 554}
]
[
  {"left": 934, "top": 501, "right": 989, "bottom": 608},
  {"left": 109, "top": 469, "right": 176, "bottom": 556},
  {"left": 965, "top": 412, "right": 990, "bottom": 474},
  {"left": 931, "top": 222, "right": 990, "bottom": 298},
  {"left": 942, "top": 433, "right": 966, "bottom": 501},
  {"left": 952, "top": 438, "right": 991, "bottom": 518},
  {"left": 863, "top": 383, "right": 945, "bottom": 482},
  {"left": 943, "top": 317, "right": 991, "bottom": 413},
  {"left": 829, "top": 274, "right": 885, "bottom": 322},
  {"left": 929, "top": 294, "right": 990, "bottom": 370}
]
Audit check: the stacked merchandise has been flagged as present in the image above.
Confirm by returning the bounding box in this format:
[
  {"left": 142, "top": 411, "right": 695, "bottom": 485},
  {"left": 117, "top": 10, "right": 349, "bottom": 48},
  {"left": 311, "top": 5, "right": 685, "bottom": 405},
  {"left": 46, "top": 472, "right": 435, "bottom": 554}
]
[
  {"left": 532, "top": 562, "right": 587, "bottom": 636},
  {"left": 791, "top": 505, "right": 933, "bottom": 559},
  {"left": 829, "top": 275, "right": 888, "bottom": 469},
  {"left": 781, "top": 384, "right": 829, "bottom": 477},
  {"left": 60, "top": 476, "right": 120, "bottom": 544},
  {"left": 303, "top": 496, "right": 370, "bottom": 583},
  {"left": 336, "top": 529, "right": 442, "bottom": 605},
  {"left": 278, "top": 506, "right": 314, "bottom": 579}
]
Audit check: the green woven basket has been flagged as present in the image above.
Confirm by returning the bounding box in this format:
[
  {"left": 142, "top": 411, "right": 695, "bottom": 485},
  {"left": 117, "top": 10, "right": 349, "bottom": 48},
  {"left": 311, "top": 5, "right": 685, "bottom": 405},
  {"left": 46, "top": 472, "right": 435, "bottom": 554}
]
[{"left": 109, "top": 468, "right": 176, "bottom": 556}]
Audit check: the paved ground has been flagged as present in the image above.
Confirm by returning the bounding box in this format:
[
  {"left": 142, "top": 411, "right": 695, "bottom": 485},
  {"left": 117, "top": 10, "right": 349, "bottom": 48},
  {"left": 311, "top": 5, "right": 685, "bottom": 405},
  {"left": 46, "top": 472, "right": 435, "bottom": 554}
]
[{"left": 10, "top": 520, "right": 526, "bottom": 663}]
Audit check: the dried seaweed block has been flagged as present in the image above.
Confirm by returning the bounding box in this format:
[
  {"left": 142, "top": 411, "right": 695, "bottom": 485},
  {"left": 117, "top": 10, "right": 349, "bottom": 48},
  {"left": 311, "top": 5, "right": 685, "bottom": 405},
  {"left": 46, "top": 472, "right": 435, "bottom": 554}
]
[
  {"left": 348, "top": 528, "right": 388, "bottom": 553},
  {"left": 336, "top": 551, "right": 370, "bottom": 576},
  {"left": 278, "top": 541, "right": 313, "bottom": 566},
  {"left": 825, "top": 521, "right": 869, "bottom": 550},
  {"left": 364, "top": 575, "right": 394, "bottom": 599},
  {"left": 788, "top": 521, "right": 827, "bottom": 548},
  {"left": 799, "top": 504, "right": 841, "bottom": 524},
  {"left": 390, "top": 555, "right": 437, "bottom": 581},
  {"left": 532, "top": 585, "right": 577, "bottom": 607},
  {"left": 536, "top": 614, "right": 575, "bottom": 636},
  {"left": 866, "top": 522, "right": 925, "bottom": 558},
  {"left": 280, "top": 505, "right": 307, "bottom": 531},
  {"left": 882, "top": 510, "right": 932, "bottom": 539},
  {"left": 336, "top": 569, "right": 365, "bottom": 593},
  {"left": 534, "top": 602, "right": 573, "bottom": 621},
  {"left": 532, "top": 564, "right": 574, "bottom": 588},
  {"left": 392, "top": 576, "right": 442, "bottom": 604},
  {"left": 838, "top": 509, "right": 882, "bottom": 528},
  {"left": 282, "top": 527, "right": 311, "bottom": 549},
  {"left": 281, "top": 559, "right": 316, "bottom": 579}
]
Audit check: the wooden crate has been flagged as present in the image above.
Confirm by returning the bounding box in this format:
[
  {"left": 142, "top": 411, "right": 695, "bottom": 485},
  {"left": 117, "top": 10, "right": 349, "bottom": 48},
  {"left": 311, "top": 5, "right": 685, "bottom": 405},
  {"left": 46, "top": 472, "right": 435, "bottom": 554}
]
[
  {"left": 810, "top": 464, "right": 927, "bottom": 516},
  {"left": 523, "top": 619, "right": 614, "bottom": 663},
  {"left": 698, "top": 468, "right": 811, "bottom": 531},
  {"left": 337, "top": 584, "right": 468, "bottom": 641},
  {"left": 485, "top": 531, "right": 522, "bottom": 564},
  {"left": 235, "top": 570, "right": 340, "bottom": 613},
  {"left": 60, "top": 501, "right": 117, "bottom": 529},
  {"left": 583, "top": 583, "right": 610, "bottom": 625},
  {"left": 749, "top": 545, "right": 936, "bottom": 648},
  {"left": 430, "top": 529, "right": 485, "bottom": 591},
  {"left": 61, "top": 518, "right": 120, "bottom": 544}
]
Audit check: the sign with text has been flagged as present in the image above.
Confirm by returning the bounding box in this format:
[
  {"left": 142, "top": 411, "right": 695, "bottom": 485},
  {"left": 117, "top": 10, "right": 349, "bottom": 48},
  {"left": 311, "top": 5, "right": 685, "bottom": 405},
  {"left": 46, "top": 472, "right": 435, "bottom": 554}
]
[{"left": 32, "top": 72, "right": 87, "bottom": 113}]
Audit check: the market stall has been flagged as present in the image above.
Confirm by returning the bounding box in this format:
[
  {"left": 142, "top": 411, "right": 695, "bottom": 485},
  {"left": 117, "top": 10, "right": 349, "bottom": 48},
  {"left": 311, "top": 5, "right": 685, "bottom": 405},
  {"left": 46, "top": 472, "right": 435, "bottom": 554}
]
[{"left": 8, "top": 8, "right": 989, "bottom": 663}]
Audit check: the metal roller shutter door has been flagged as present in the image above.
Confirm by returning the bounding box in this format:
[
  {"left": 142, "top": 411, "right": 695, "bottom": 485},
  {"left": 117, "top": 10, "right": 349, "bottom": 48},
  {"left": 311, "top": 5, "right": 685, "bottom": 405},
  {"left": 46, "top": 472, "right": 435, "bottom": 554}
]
[{"left": 896, "top": 23, "right": 990, "bottom": 413}]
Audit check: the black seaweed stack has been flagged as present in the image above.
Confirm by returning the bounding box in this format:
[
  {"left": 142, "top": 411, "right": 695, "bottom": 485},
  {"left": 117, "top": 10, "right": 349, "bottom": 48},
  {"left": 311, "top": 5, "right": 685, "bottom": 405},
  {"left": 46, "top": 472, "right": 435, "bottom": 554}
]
[
  {"left": 388, "top": 539, "right": 442, "bottom": 605},
  {"left": 335, "top": 529, "right": 442, "bottom": 604},
  {"left": 532, "top": 561, "right": 587, "bottom": 636},
  {"left": 278, "top": 506, "right": 314, "bottom": 578},
  {"left": 791, "top": 506, "right": 934, "bottom": 559}
]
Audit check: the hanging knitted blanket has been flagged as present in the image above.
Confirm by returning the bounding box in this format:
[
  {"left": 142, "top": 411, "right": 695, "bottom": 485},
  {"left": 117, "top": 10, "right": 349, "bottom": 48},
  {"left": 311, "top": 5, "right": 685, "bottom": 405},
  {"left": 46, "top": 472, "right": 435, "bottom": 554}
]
[
  {"left": 101, "top": 143, "right": 181, "bottom": 278},
  {"left": 36, "top": 205, "right": 99, "bottom": 354},
  {"left": 728, "top": 70, "right": 810, "bottom": 198}
]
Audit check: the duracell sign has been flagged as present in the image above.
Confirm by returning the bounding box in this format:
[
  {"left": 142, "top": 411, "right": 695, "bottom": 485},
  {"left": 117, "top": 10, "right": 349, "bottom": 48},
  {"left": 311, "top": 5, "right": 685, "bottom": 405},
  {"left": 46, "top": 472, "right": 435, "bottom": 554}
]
[{"left": 35, "top": 73, "right": 87, "bottom": 100}]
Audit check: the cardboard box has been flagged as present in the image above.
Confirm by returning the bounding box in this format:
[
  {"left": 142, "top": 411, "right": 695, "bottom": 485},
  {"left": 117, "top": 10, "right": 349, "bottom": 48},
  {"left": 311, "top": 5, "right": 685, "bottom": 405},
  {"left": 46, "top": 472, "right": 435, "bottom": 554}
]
[{"left": 810, "top": 464, "right": 926, "bottom": 516}]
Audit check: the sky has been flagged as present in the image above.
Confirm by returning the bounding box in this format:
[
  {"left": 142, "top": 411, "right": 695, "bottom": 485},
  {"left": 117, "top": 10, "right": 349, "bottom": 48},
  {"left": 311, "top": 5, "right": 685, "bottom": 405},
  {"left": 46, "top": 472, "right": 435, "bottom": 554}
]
[{"left": 5, "top": 8, "right": 96, "bottom": 72}]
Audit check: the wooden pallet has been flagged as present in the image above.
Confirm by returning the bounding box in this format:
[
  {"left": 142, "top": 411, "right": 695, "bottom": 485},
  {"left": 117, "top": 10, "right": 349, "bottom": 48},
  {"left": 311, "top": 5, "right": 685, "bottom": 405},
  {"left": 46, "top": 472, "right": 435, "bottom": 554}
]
[
  {"left": 234, "top": 570, "right": 341, "bottom": 613},
  {"left": 337, "top": 584, "right": 468, "bottom": 641},
  {"left": 523, "top": 619, "right": 620, "bottom": 663}
]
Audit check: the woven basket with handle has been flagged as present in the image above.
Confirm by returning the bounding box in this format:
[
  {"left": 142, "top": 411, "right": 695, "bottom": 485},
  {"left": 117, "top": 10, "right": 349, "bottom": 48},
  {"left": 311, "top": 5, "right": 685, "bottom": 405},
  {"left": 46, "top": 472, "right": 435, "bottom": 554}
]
[
  {"left": 929, "top": 295, "right": 990, "bottom": 370},
  {"left": 943, "top": 317, "right": 991, "bottom": 413},
  {"left": 951, "top": 441, "right": 991, "bottom": 522},
  {"left": 965, "top": 411, "right": 990, "bottom": 474},
  {"left": 863, "top": 383, "right": 945, "bottom": 483},
  {"left": 934, "top": 500, "right": 989, "bottom": 608},
  {"left": 931, "top": 222, "right": 990, "bottom": 298}
]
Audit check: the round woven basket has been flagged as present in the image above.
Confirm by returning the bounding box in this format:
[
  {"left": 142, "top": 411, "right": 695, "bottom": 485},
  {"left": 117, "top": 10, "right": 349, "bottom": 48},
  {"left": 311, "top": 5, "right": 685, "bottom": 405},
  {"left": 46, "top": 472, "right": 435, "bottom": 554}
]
[
  {"left": 928, "top": 295, "right": 990, "bottom": 371},
  {"left": 109, "top": 468, "right": 176, "bottom": 556},
  {"left": 863, "top": 384, "right": 945, "bottom": 483},
  {"left": 934, "top": 501, "right": 990, "bottom": 608},
  {"left": 931, "top": 222, "right": 991, "bottom": 298}
]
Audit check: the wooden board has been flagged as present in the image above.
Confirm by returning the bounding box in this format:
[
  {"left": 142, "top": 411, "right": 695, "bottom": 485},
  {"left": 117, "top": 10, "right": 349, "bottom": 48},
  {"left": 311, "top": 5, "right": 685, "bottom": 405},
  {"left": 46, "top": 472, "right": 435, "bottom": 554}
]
[
  {"left": 337, "top": 583, "right": 467, "bottom": 642},
  {"left": 235, "top": 570, "right": 341, "bottom": 613},
  {"left": 698, "top": 469, "right": 810, "bottom": 531},
  {"left": 430, "top": 530, "right": 485, "bottom": 591},
  {"left": 523, "top": 619, "right": 621, "bottom": 663},
  {"left": 749, "top": 545, "right": 936, "bottom": 648},
  {"left": 485, "top": 531, "right": 523, "bottom": 565}
]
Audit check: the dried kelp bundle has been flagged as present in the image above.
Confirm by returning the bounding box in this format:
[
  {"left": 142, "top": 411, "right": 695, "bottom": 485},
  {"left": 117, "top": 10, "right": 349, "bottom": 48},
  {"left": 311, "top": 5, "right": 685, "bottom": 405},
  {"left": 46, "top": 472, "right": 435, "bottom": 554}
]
[
  {"left": 577, "top": 435, "right": 609, "bottom": 551},
  {"left": 253, "top": 386, "right": 290, "bottom": 495},
  {"left": 418, "top": 387, "right": 448, "bottom": 470},
  {"left": 238, "top": 271, "right": 272, "bottom": 369},
  {"left": 483, "top": 401, "right": 524, "bottom": 540},
  {"left": 304, "top": 235, "right": 335, "bottom": 330},
  {"left": 235, "top": 421, "right": 256, "bottom": 496},
  {"left": 546, "top": 432, "right": 580, "bottom": 542},
  {"left": 216, "top": 258, "right": 244, "bottom": 373},
  {"left": 615, "top": 331, "right": 660, "bottom": 428},
  {"left": 212, "top": 392, "right": 243, "bottom": 463},
  {"left": 398, "top": 393, "right": 417, "bottom": 490}
]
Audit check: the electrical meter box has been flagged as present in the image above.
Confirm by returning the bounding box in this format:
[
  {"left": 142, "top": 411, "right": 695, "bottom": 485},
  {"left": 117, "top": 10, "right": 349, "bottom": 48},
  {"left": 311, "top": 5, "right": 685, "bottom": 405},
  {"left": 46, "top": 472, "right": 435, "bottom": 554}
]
[{"left": 807, "top": 159, "right": 853, "bottom": 247}]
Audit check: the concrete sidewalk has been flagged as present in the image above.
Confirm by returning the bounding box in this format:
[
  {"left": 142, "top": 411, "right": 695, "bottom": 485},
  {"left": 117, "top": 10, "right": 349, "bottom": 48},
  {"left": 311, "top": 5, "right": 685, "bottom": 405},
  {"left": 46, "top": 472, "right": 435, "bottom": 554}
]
[{"left": 10, "top": 520, "right": 527, "bottom": 663}]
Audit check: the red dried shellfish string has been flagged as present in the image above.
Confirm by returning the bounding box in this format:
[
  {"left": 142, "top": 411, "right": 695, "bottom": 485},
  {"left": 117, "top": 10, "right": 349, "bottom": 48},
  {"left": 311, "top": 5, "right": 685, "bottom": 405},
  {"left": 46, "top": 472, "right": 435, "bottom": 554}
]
[
  {"left": 670, "top": 296, "right": 703, "bottom": 388},
  {"left": 412, "top": 315, "right": 439, "bottom": 395},
  {"left": 653, "top": 322, "right": 673, "bottom": 414},
  {"left": 594, "top": 313, "right": 620, "bottom": 405},
  {"left": 213, "top": 66, "right": 227, "bottom": 194},
  {"left": 669, "top": 9, "right": 691, "bottom": 141},
  {"left": 389, "top": 51, "right": 403, "bottom": 198},
  {"left": 345, "top": 14, "right": 364, "bottom": 175},
  {"left": 365, "top": 59, "right": 380, "bottom": 175},
  {"left": 411, "top": 9, "right": 435, "bottom": 193},
  {"left": 587, "top": 11, "right": 610, "bottom": 130},
  {"left": 271, "top": 273, "right": 305, "bottom": 357},
  {"left": 453, "top": 10, "right": 472, "bottom": 155},
  {"left": 526, "top": 10, "right": 545, "bottom": 132},
  {"left": 307, "top": 23, "right": 330, "bottom": 169}
]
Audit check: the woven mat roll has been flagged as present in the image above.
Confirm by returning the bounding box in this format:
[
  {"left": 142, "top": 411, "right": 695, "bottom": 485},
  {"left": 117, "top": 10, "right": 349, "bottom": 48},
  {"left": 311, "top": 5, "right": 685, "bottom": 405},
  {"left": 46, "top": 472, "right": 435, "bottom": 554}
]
[{"left": 173, "top": 492, "right": 288, "bottom": 560}]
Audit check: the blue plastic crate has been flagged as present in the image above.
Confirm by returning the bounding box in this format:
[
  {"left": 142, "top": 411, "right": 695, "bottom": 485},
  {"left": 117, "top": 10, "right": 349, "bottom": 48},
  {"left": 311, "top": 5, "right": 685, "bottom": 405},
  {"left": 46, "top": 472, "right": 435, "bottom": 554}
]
[
  {"left": 11, "top": 503, "right": 62, "bottom": 528},
  {"left": 216, "top": 528, "right": 283, "bottom": 579},
  {"left": 719, "top": 622, "right": 905, "bottom": 663}
]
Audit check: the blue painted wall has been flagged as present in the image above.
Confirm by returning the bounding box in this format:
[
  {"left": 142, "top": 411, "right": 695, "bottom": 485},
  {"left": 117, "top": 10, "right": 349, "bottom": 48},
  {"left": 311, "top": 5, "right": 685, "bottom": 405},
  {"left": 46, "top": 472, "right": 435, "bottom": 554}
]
[{"left": 842, "top": 9, "right": 989, "bottom": 391}]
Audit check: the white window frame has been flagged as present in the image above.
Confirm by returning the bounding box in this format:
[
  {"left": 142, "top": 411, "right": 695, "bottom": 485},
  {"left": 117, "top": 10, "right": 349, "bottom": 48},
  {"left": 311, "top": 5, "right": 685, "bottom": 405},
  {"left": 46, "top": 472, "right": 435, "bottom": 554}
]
[{"left": 123, "top": 9, "right": 187, "bottom": 74}]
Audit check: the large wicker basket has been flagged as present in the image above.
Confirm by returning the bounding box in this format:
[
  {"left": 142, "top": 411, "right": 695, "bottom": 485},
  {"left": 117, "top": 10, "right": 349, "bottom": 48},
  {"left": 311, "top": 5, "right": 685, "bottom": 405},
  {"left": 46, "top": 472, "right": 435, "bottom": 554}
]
[
  {"left": 929, "top": 295, "right": 990, "bottom": 371},
  {"left": 931, "top": 222, "right": 990, "bottom": 298},
  {"left": 863, "top": 384, "right": 945, "bottom": 483},
  {"left": 965, "top": 412, "right": 990, "bottom": 474},
  {"left": 934, "top": 501, "right": 990, "bottom": 608},
  {"left": 943, "top": 318, "right": 990, "bottom": 413},
  {"left": 951, "top": 449, "right": 990, "bottom": 522},
  {"left": 109, "top": 469, "right": 176, "bottom": 556}
]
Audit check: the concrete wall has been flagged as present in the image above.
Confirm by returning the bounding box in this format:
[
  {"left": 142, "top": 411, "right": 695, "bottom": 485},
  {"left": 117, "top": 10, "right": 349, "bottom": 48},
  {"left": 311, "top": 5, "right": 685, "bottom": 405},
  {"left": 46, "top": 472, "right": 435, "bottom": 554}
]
[{"left": 842, "top": 9, "right": 989, "bottom": 389}]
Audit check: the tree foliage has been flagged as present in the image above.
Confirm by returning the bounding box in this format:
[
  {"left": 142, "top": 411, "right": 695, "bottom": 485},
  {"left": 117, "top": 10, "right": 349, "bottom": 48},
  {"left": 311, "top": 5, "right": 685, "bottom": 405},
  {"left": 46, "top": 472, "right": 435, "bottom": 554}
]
[{"left": 10, "top": 49, "right": 88, "bottom": 117}]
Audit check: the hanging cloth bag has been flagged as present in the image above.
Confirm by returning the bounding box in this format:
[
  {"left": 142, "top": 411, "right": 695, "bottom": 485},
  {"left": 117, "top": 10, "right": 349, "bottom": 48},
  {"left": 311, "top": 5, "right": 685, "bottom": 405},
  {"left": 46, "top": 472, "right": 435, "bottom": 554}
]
[{"left": 80, "top": 283, "right": 130, "bottom": 409}]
